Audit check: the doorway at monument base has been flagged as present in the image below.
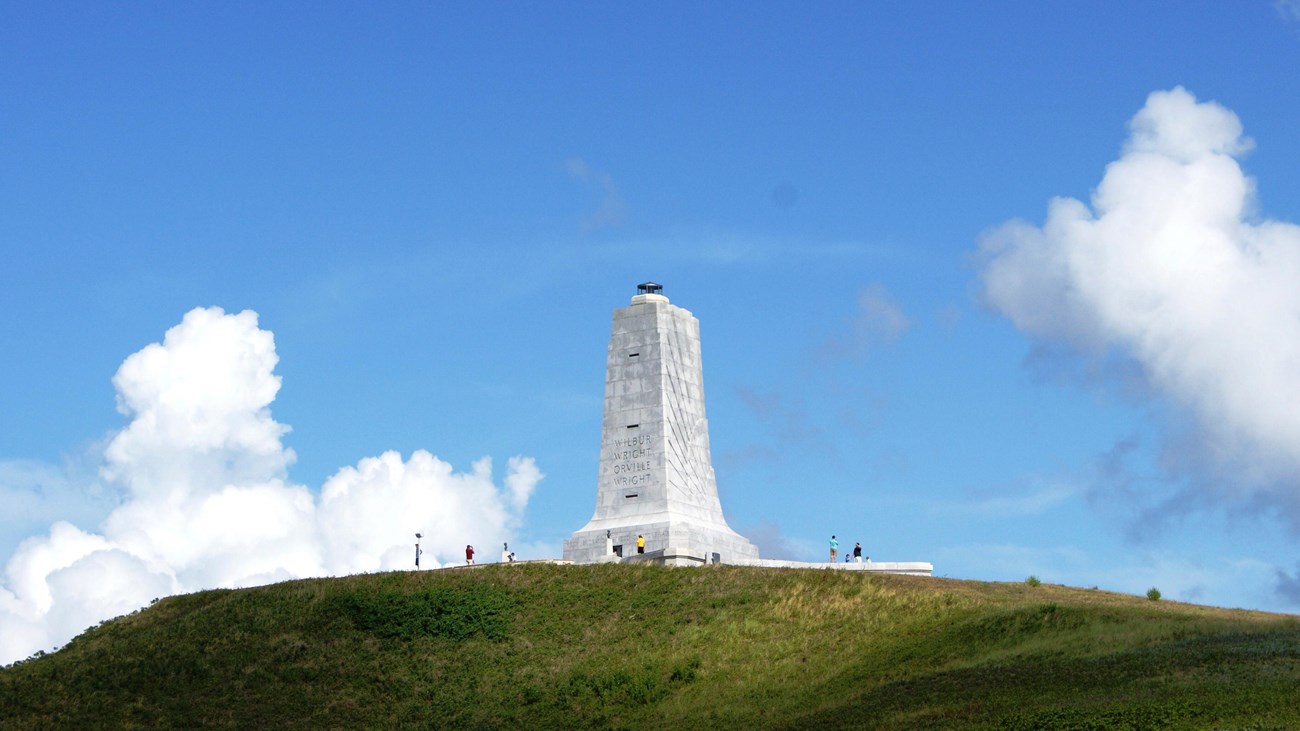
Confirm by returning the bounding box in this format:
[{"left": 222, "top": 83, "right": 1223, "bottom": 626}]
[{"left": 562, "top": 518, "right": 760, "bottom": 566}]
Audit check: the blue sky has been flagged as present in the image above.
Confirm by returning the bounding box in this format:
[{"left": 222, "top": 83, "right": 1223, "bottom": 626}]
[{"left": 4, "top": 2, "right": 1300, "bottom": 662}]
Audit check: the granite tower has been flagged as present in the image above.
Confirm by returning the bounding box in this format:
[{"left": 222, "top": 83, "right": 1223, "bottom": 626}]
[{"left": 564, "top": 283, "right": 759, "bottom": 565}]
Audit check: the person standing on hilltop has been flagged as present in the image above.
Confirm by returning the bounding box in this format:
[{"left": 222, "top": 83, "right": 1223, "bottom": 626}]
[
  {"left": 829, "top": 535, "right": 839, "bottom": 563},
  {"left": 853, "top": 542, "right": 863, "bottom": 563},
  {"left": 465, "top": 545, "right": 475, "bottom": 565}
]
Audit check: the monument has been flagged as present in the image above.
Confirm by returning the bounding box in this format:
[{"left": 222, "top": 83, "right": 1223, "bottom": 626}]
[
  {"left": 561, "top": 283, "right": 932, "bottom": 576},
  {"left": 564, "top": 283, "right": 760, "bottom": 565}
]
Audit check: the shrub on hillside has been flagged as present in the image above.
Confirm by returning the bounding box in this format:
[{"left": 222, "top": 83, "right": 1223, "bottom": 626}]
[{"left": 333, "top": 586, "right": 514, "bottom": 641}]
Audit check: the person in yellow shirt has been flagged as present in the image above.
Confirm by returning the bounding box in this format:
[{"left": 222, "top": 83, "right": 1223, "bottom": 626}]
[{"left": 636, "top": 534, "right": 646, "bottom": 554}]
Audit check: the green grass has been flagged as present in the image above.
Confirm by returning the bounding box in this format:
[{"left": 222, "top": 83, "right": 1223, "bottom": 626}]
[{"left": 2, "top": 564, "right": 1297, "bottom": 729}]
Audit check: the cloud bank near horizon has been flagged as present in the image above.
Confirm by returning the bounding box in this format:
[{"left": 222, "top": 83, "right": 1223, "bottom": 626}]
[
  {"left": 978, "top": 87, "right": 1300, "bottom": 535},
  {"left": 0, "top": 307, "right": 541, "bottom": 665}
]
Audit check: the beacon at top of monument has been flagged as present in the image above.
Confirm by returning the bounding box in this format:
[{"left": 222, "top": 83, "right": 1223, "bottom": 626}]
[
  {"left": 611, "top": 281, "right": 700, "bottom": 351},
  {"left": 631, "top": 281, "right": 669, "bottom": 305}
]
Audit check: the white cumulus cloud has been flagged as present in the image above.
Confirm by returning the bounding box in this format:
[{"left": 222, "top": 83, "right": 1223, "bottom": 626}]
[
  {"left": 978, "top": 86, "right": 1300, "bottom": 527},
  {"left": 0, "top": 307, "right": 542, "bottom": 665}
]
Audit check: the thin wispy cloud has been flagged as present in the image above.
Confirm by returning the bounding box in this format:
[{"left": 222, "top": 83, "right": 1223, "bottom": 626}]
[
  {"left": 743, "top": 519, "right": 806, "bottom": 561},
  {"left": 821, "top": 283, "right": 911, "bottom": 357},
  {"left": 734, "top": 387, "right": 836, "bottom": 459},
  {"left": 934, "top": 541, "right": 1276, "bottom": 607},
  {"left": 584, "top": 229, "right": 890, "bottom": 266},
  {"left": 567, "top": 158, "right": 627, "bottom": 234},
  {"left": 855, "top": 284, "right": 910, "bottom": 340},
  {"left": 1276, "top": 564, "right": 1300, "bottom": 603},
  {"left": 924, "top": 480, "right": 1080, "bottom": 519},
  {"left": 715, "top": 444, "right": 781, "bottom": 471},
  {"left": 932, "top": 542, "right": 1092, "bottom": 581},
  {"left": 0, "top": 460, "right": 113, "bottom": 550},
  {"left": 1276, "top": 0, "right": 1300, "bottom": 25}
]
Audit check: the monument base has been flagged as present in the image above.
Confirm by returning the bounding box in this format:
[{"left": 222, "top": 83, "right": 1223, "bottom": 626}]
[
  {"left": 563, "top": 519, "right": 759, "bottom": 565},
  {"left": 736, "top": 558, "right": 933, "bottom": 576},
  {"left": 557, "top": 545, "right": 932, "bottom": 575}
]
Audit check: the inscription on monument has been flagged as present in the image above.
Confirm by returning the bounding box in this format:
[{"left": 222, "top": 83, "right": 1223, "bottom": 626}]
[{"left": 606, "top": 433, "right": 654, "bottom": 487}]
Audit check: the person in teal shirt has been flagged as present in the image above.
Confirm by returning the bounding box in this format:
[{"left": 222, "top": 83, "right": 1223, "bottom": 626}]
[{"left": 829, "top": 535, "right": 839, "bottom": 563}]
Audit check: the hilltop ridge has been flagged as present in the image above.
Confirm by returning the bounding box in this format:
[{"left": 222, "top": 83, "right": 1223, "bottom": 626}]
[{"left": 2, "top": 563, "right": 1297, "bottom": 729}]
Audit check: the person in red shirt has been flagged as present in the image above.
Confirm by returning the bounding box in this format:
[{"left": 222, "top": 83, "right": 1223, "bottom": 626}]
[{"left": 465, "top": 545, "right": 475, "bottom": 565}]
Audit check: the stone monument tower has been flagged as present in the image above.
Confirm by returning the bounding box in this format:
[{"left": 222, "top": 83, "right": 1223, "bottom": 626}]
[{"left": 564, "top": 283, "right": 759, "bottom": 565}]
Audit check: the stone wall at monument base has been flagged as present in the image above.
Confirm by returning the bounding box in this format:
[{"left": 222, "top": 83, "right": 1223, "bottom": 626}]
[{"left": 563, "top": 518, "right": 760, "bottom": 565}]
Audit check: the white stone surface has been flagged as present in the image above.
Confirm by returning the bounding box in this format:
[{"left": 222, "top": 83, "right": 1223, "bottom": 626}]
[
  {"left": 735, "top": 559, "right": 933, "bottom": 576},
  {"left": 564, "top": 289, "right": 759, "bottom": 564}
]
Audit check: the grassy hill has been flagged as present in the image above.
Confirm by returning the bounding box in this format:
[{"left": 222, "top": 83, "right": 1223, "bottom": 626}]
[{"left": 2, "top": 563, "right": 1297, "bottom": 729}]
